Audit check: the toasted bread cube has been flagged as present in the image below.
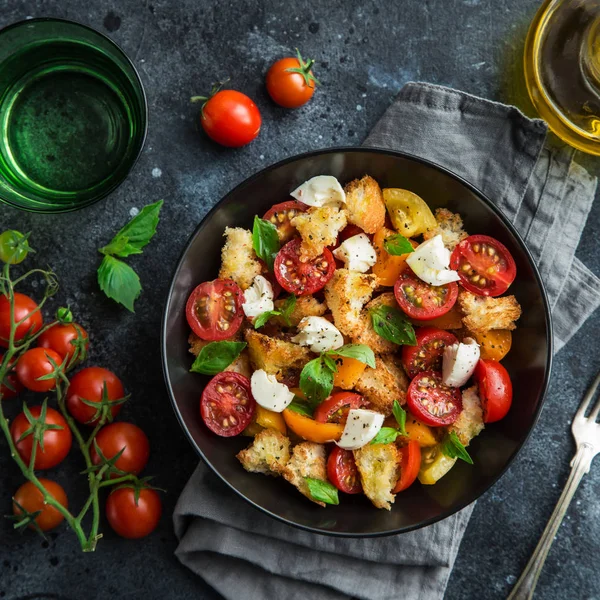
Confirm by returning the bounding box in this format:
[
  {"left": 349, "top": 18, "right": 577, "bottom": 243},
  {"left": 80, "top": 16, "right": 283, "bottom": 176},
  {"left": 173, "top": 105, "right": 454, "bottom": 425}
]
[
  {"left": 450, "top": 385, "right": 484, "bottom": 446},
  {"left": 291, "top": 205, "right": 347, "bottom": 259},
  {"left": 354, "top": 443, "right": 400, "bottom": 510},
  {"left": 282, "top": 442, "right": 328, "bottom": 506},
  {"left": 354, "top": 356, "right": 408, "bottom": 416},
  {"left": 324, "top": 269, "right": 378, "bottom": 338},
  {"left": 423, "top": 208, "right": 468, "bottom": 250},
  {"left": 244, "top": 330, "right": 312, "bottom": 378},
  {"left": 272, "top": 295, "right": 327, "bottom": 327},
  {"left": 458, "top": 290, "right": 522, "bottom": 333},
  {"left": 188, "top": 333, "right": 252, "bottom": 377},
  {"left": 219, "top": 227, "right": 262, "bottom": 290},
  {"left": 343, "top": 175, "right": 386, "bottom": 234},
  {"left": 354, "top": 292, "right": 398, "bottom": 353},
  {"left": 237, "top": 428, "right": 291, "bottom": 476}
]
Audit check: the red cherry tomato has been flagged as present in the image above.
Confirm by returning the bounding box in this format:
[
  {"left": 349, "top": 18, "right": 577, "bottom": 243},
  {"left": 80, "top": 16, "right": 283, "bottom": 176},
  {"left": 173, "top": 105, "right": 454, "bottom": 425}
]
[
  {"left": 200, "top": 372, "right": 256, "bottom": 436},
  {"left": 38, "top": 323, "right": 89, "bottom": 362},
  {"left": 274, "top": 238, "right": 336, "bottom": 296},
  {"left": 338, "top": 224, "right": 365, "bottom": 245},
  {"left": 394, "top": 268, "right": 458, "bottom": 321},
  {"left": 266, "top": 52, "right": 319, "bottom": 108},
  {"left": 91, "top": 422, "right": 150, "bottom": 476},
  {"left": 16, "top": 348, "right": 63, "bottom": 393},
  {"left": 66, "top": 367, "right": 125, "bottom": 426},
  {"left": 10, "top": 405, "right": 72, "bottom": 469},
  {"left": 474, "top": 359, "right": 513, "bottom": 423},
  {"left": 186, "top": 279, "right": 244, "bottom": 341},
  {"left": 401, "top": 327, "right": 458, "bottom": 379},
  {"left": 406, "top": 371, "right": 462, "bottom": 427},
  {"left": 263, "top": 201, "right": 308, "bottom": 244},
  {"left": 314, "top": 392, "right": 367, "bottom": 424},
  {"left": 450, "top": 235, "right": 517, "bottom": 297},
  {"left": 0, "top": 293, "right": 43, "bottom": 347},
  {"left": 393, "top": 440, "right": 421, "bottom": 492},
  {"left": 106, "top": 486, "right": 162, "bottom": 539},
  {"left": 327, "top": 447, "right": 362, "bottom": 494},
  {"left": 0, "top": 354, "right": 23, "bottom": 399},
  {"left": 199, "top": 90, "right": 261, "bottom": 147},
  {"left": 13, "top": 479, "right": 68, "bottom": 531}
]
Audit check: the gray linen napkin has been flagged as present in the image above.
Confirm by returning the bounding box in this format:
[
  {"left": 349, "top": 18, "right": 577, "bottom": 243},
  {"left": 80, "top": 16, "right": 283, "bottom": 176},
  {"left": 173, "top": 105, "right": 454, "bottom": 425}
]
[{"left": 173, "top": 82, "right": 600, "bottom": 600}]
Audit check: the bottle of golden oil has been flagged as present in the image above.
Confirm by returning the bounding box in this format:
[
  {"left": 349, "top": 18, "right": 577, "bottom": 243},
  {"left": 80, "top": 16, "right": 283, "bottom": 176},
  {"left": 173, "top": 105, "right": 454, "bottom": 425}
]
[{"left": 524, "top": 0, "right": 600, "bottom": 154}]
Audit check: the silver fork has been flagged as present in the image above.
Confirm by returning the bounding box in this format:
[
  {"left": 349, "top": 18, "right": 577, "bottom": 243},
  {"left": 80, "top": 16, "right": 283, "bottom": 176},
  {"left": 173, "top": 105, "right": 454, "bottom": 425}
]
[{"left": 507, "top": 372, "right": 600, "bottom": 600}]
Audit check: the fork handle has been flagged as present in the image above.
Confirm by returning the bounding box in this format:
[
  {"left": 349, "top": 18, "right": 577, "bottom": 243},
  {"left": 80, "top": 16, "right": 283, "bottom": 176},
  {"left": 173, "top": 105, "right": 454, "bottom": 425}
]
[{"left": 507, "top": 443, "right": 594, "bottom": 600}]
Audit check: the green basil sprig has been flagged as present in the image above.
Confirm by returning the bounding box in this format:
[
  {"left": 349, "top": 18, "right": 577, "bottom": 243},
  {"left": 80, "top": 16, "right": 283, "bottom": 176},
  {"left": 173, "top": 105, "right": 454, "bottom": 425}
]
[
  {"left": 370, "top": 305, "right": 417, "bottom": 346},
  {"left": 305, "top": 477, "right": 339, "bottom": 505},
  {"left": 254, "top": 294, "right": 296, "bottom": 329},
  {"left": 286, "top": 396, "right": 315, "bottom": 418},
  {"left": 384, "top": 234, "right": 414, "bottom": 256},
  {"left": 252, "top": 216, "right": 280, "bottom": 271},
  {"left": 190, "top": 341, "right": 247, "bottom": 375},
  {"left": 441, "top": 431, "right": 473, "bottom": 464},
  {"left": 370, "top": 401, "right": 407, "bottom": 444}
]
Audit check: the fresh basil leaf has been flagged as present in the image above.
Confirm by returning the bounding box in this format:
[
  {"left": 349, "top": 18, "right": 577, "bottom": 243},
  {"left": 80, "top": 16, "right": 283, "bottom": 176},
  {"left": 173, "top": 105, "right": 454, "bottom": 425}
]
[
  {"left": 280, "top": 294, "right": 297, "bottom": 326},
  {"left": 299, "top": 356, "right": 334, "bottom": 404},
  {"left": 392, "top": 401, "right": 407, "bottom": 436},
  {"left": 322, "top": 354, "right": 338, "bottom": 373},
  {"left": 370, "top": 427, "right": 402, "bottom": 445},
  {"left": 441, "top": 431, "right": 473, "bottom": 465},
  {"left": 370, "top": 305, "right": 417, "bottom": 346},
  {"left": 328, "top": 343, "right": 376, "bottom": 368},
  {"left": 100, "top": 200, "right": 164, "bottom": 258},
  {"left": 97, "top": 256, "right": 142, "bottom": 312},
  {"left": 304, "top": 477, "right": 339, "bottom": 505},
  {"left": 252, "top": 216, "right": 280, "bottom": 271},
  {"left": 384, "top": 234, "right": 414, "bottom": 256},
  {"left": 254, "top": 310, "right": 281, "bottom": 329},
  {"left": 190, "top": 341, "right": 247, "bottom": 375},
  {"left": 287, "top": 397, "right": 314, "bottom": 418}
]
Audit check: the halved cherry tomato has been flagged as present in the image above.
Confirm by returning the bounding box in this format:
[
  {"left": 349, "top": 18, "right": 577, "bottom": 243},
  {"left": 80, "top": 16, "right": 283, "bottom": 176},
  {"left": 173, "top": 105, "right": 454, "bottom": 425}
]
[
  {"left": 13, "top": 479, "right": 68, "bottom": 531},
  {"left": 450, "top": 235, "right": 516, "bottom": 297},
  {"left": 201, "top": 372, "right": 255, "bottom": 436},
  {"left": 0, "top": 293, "right": 43, "bottom": 347},
  {"left": 186, "top": 279, "right": 244, "bottom": 341},
  {"left": 394, "top": 440, "right": 421, "bottom": 492},
  {"left": 91, "top": 422, "right": 150, "bottom": 476},
  {"left": 472, "top": 329, "right": 512, "bottom": 361},
  {"left": 401, "top": 327, "right": 458, "bottom": 379},
  {"left": 16, "top": 348, "right": 63, "bottom": 393},
  {"left": 372, "top": 227, "right": 416, "bottom": 286},
  {"left": 474, "top": 359, "right": 513, "bottom": 423},
  {"left": 274, "top": 239, "right": 336, "bottom": 296},
  {"left": 327, "top": 447, "right": 362, "bottom": 494},
  {"left": 332, "top": 356, "right": 367, "bottom": 389},
  {"left": 0, "top": 354, "right": 22, "bottom": 399},
  {"left": 10, "top": 405, "right": 72, "bottom": 469},
  {"left": 266, "top": 51, "right": 319, "bottom": 108},
  {"left": 106, "top": 486, "right": 162, "bottom": 539},
  {"left": 38, "top": 323, "right": 89, "bottom": 363},
  {"left": 282, "top": 409, "right": 344, "bottom": 443},
  {"left": 263, "top": 201, "right": 307, "bottom": 243},
  {"left": 407, "top": 371, "right": 462, "bottom": 427},
  {"left": 410, "top": 305, "right": 463, "bottom": 330},
  {"left": 249, "top": 404, "right": 287, "bottom": 435},
  {"left": 382, "top": 189, "right": 437, "bottom": 237},
  {"left": 404, "top": 416, "right": 438, "bottom": 447},
  {"left": 314, "top": 392, "right": 367, "bottom": 424},
  {"left": 394, "top": 268, "right": 458, "bottom": 321}
]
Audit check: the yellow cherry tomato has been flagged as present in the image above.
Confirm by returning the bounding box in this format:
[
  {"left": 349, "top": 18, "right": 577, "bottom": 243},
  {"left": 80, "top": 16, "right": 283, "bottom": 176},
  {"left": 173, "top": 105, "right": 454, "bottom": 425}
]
[
  {"left": 332, "top": 356, "right": 367, "bottom": 389},
  {"left": 383, "top": 188, "right": 437, "bottom": 237},
  {"left": 472, "top": 329, "right": 512, "bottom": 361},
  {"left": 283, "top": 409, "right": 344, "bottom": 443},
  {"left": 404, "top": 417, "right": 438, "bottom": 447},
  {"left": 255, "top": 405, "right": 287, "bottom": 435},
  {"left": 418, "top": 445, "right": 457, "bottom": 485}
]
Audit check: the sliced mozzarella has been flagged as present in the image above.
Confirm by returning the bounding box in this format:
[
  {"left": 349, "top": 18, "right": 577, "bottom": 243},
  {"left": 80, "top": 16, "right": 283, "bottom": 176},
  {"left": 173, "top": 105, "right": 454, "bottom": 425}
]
[
  {"left": 290, "top": 175, "right": 346, "bottom": 207},
  {"left": 406, "top": 235, "right": 460, "bottom": 286},
  {"left": 242, "top": 275, "right": 274, "bottom": 318},
  {"left": 336, "top": 409, "right": 384, "bottom": 450},
  {"left": 333, "top": 233, "right": 377, "bottom": 273},
  {"left": 442, "top": 338, "right": 481, "bottom": 387},
  {"left": 250, "top": 369, "right": 295, "bottom": 413},
  {"left": 291, "top": 316, "right": 344, "bottom": 353}
]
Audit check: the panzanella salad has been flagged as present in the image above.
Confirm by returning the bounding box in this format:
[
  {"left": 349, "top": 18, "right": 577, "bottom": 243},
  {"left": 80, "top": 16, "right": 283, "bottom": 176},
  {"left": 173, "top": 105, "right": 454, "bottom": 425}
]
[{"left": 185, "top": 175, "right": 521, "bottom": 509}]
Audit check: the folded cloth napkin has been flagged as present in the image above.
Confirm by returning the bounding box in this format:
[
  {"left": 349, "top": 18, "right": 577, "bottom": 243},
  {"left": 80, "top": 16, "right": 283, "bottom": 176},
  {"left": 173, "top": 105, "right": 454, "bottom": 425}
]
[{"left": 173, "top": 82, "right": 600, "bottom": 600}]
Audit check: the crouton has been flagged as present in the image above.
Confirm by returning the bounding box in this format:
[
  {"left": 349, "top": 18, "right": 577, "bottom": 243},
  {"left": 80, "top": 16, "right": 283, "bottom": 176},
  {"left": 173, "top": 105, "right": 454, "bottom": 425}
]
[
  {"left": 423, "top": 208, "right": 468, "bottom": 250},
  {"left": 354, "top": 356, "right": 408, "bottom": 416},
  {"left": 450, "top": 385, "right": 484, "bottom": 446},
  {"left": 244, "top": 330, "right": 312, "bottom": 379},
  {"left": 458, "top": 290, "right": 522, "bottom": 333},
  {"left": 291, "top": 205, "right": 347, "bottom": 259},
  {"left": 272, "top": 295, "right": 327, "bottom": 327},
  {"left": 188, "top": 333, "right": 252, "bottom": 378},
  {"left": 354, "top": 292, "right": 398, "bottom": 353},
  {"left": 354, "top": 443, "right": 400, "bottom": 510},
  {"left": 343, "top": 175, "right": 386, "bottom": 234},
  {"left": 324, "top": 269, "right": 378, "bottom": 338},
  {"left": 282, "top": 442, "right": 328, "bottom": 506},
  {"left": 219, "top": 227, "right": 262, "bottom": 290},
  {"left": 237, "top": 428, "right": 291, "bottom": 476}
]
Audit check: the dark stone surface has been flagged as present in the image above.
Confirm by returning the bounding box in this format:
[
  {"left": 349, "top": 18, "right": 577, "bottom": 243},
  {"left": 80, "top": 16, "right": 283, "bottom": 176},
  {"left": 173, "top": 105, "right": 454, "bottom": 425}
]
[{"left": 0, "top": 1, "right": 598, "bottom": 599}]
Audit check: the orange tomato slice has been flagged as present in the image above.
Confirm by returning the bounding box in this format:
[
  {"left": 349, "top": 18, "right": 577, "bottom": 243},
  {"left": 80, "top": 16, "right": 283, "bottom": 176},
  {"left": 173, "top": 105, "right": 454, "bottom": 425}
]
[
  {"left": 472, "top": 329, "right": 512, "bottom": 361},
  {"left": 283, "top": 409, "right": 344, "bottom": 443},
  {"left": 255, "top": 405, "right": 287, "bottom": 435},
  {"left": 410, "top": 306, "right": 464, "bottom": 330},
  {"left": 372, "top": 227, "right": 416, "bottom": 286},
  {"left": 332, "top": 356, "right": 367, "bottom": 389}
]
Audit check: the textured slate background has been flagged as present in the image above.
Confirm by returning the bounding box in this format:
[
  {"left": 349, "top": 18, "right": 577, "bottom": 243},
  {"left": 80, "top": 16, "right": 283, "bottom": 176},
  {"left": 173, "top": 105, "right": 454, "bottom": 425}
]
[{"left": 1, "top": 1, "right": 599, "bottom": 599}]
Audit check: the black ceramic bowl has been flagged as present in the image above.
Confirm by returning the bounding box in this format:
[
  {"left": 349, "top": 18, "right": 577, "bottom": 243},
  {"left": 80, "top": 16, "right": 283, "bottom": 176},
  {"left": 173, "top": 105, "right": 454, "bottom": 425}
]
[{"left": 162, "top": 148, "right": 552, "bottom": 536}]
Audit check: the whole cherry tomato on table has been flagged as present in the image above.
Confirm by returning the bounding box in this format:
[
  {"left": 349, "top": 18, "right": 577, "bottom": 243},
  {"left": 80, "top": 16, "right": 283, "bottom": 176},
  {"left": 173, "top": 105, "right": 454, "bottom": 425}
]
[
  {"left": 0, "top": 293, "right": 43, "bottom": 347},
  {"left": 13, "top": 479, "right": 68, "bottom": 531},
  {"left": 106, "top": 486, "right": 162, "bottom": 539},
  {"left": 266, "top": 49, "right": 321, "bottom": 108},
  {"left": 16, "top": 348, "right": 63, "bottom": 393},
  {"left": 38, "top": 322, "right": 89, "bottom": 363},
  {"left": 91, "top": 422, "right": 150, "bottom": 476}
]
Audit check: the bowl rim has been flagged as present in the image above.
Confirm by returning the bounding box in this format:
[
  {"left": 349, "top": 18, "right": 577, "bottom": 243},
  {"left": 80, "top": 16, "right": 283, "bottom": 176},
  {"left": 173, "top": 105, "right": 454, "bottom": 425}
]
[
  {"left": 0, "top": 16, "right": 149, "bottom": 214},
  {"left": 161, "top": 146, "right": 553, "bottom": 537}
]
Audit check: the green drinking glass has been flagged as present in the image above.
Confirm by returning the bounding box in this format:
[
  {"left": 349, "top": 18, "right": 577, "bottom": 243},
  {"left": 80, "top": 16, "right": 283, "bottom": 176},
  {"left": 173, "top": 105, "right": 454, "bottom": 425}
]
[{"left": 0, "top": 18, "right": 147, "bottom": 213}]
